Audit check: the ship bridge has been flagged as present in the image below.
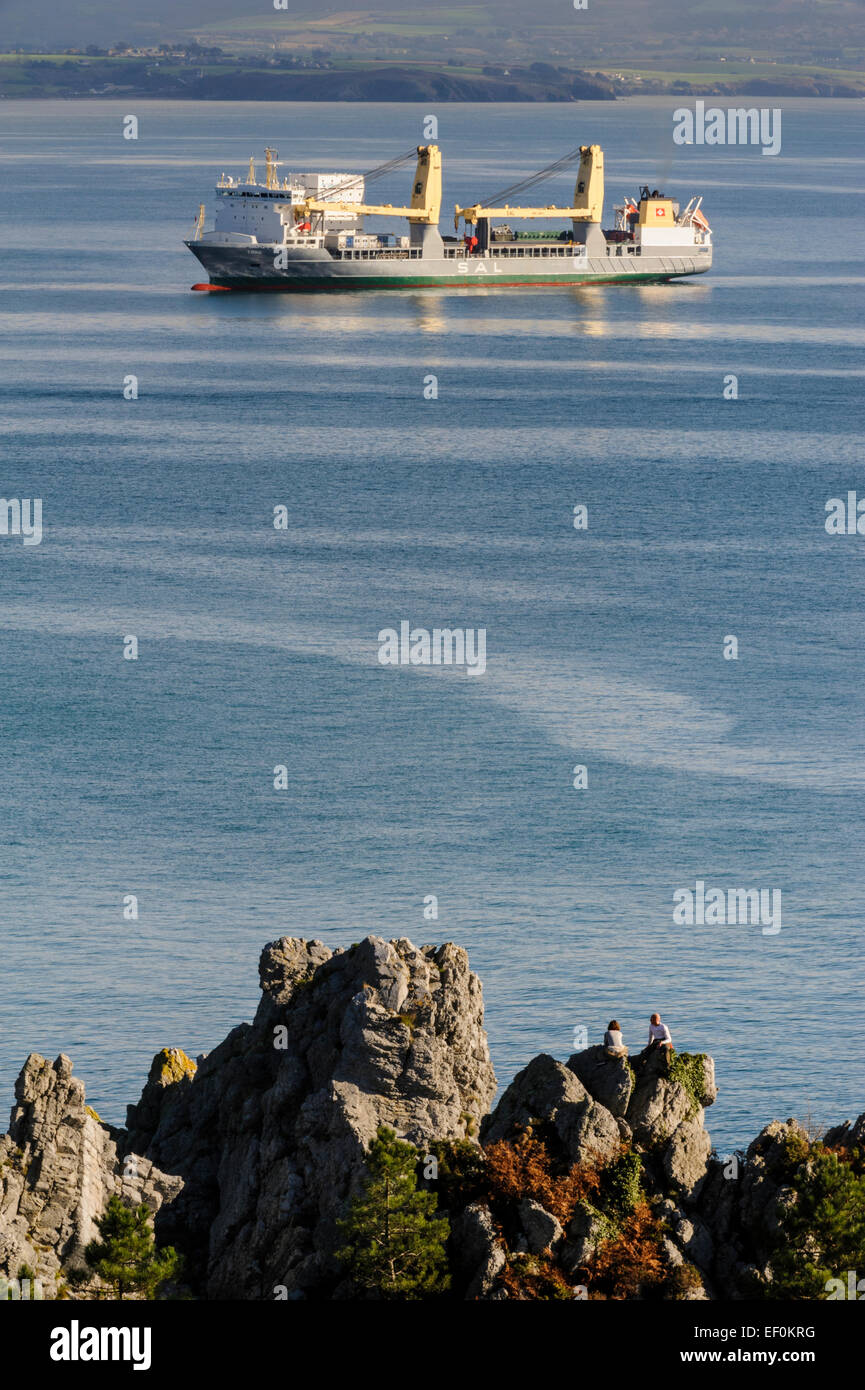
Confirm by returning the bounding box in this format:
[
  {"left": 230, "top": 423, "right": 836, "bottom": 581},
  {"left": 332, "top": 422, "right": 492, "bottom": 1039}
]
[{"left": 200, "top": 149, "right": 366, "bottom": 247}]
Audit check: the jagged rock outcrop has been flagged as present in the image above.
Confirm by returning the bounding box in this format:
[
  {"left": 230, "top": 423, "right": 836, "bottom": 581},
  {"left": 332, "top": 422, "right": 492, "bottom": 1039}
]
[
  {"left": 695, "top": 1111, "right": 865, "bottom": 1296},
  {"left": 0, "top": 936, "right": 495, "bottom": 1300},
  {"left": 468, "top": 1044, "right": 722, "bottom": 1297},
  {"left": 623, "top": 1050, "right": 717, "bottom": 1204},
  {"left": 482, "top": 1054, "right": 622, "bottom": 1164},
  {"left": 0, "top": 1054, "right": 181, "bottom": 1295},
  {"left": 695, "top": 1117, "right": 819, "bottom": 1297},
  {"left": 1, "top": 936, "right": 859, "bottom": 1302},
  {"left": 567, "top": 1045, "right": 634, "bottom": 1118},
  {"left": 823, "top": 1112, "right": 865, "bottom": 1153},
  {"left": 565, "top": 1045, "right": 717, "bottom": 1200},
  {"left": 124, "top": 1047, "right": 197, "bottom": 1159},
  {"left": 626, "top": 1050, "right": 717, "bottom": 1146},
  {"left": 123, "top": 935, "right": 496, "bottom": 1298}
]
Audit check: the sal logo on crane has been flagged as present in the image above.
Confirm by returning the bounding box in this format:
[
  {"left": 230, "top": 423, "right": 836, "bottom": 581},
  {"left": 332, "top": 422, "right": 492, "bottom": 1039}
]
[{"left": 655, "top": 206, "right": 667, "bottom": 217}]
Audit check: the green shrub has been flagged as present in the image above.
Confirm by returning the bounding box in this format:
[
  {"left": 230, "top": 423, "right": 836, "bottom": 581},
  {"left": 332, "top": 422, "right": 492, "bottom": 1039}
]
[
  {"left": 601, "top": 1149, "right": 643, "bottom": 1219},
  {"left": 427, "top": 1138, "right": 486, "bottom": 1209},
  {"left": 667, "top": 1053, "right": 710, "bottom": 1118}
]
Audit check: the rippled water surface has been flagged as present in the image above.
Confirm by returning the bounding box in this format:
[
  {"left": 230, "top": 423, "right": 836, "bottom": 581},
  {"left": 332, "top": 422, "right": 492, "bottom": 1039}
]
[{"left": 1, "top": 99, "right": 863, "bottom": 1149}]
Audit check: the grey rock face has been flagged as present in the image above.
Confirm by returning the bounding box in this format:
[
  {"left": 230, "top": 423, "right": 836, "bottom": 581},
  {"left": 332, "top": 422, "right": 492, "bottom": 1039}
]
[
  {"left": 567, "top": 1045, "right": 634, "bottom": 1118},
  {"left": 738, "top": 1119, "right": 806, "bottom": 1241},
  {"left": 662, "top": 1235, "right": 684, "bottom": 1267},
  {"left": 517, "top": 1198, "right": 563, "bottom": 1254},
  {"left": 823, "top": 1110, "right": 865, "bottom": 1152},
  {"left": 482, "top": 1054, "right": 621, "bottom": 1165},
  {"left": 673, "top": 1213, "right": 714, "bottom": 1270},
  {"left": 663, "top": 1117, "right": 712, "bottom": 1198},
  {"left": 626, "top": 1050, "right": 716, "bottom": 1147},
  {"left": 0, "top": 1054, "right": 181, "bottom": 1295},
  {"left": 467, "top": 1241, "right": 506, "bottom": 1300},
  {"left": 693, "top": 1119, "right": 813, "bottom": 1297},
  {"left": 124, "top": 935, "right": 496, "bottom": 1298},
  {"left": 659, "top": 1214, "right": 711, "bottom": 1298},
  {"left": 694, "top": 1056, "right": 718, "bottom": 1105},
  {"left": 570, "top": 1202, "right": 610, "bottom": 1258},
  {"left": 124, "top": 1047, "right": 197, "bottom": 1160},
  {"left": 658, "top": 1199, "right": 715, "bottom": 1270},
  {"left": 452, "top": 1202, "right": 506, "bottom": 1299}
]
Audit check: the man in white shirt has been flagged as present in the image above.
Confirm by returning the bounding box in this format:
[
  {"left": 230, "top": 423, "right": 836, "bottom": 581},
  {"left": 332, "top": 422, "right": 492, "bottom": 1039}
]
[
  {"left": 637, "top": 1013, "right": 673, "bottom": 1070},
  {"left": 648, "top": 1014, "right": 672, "bottom": 1049}
]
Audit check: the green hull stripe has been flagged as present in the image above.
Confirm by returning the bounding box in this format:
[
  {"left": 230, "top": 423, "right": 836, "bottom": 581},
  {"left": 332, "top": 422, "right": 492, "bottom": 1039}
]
[{"left": 206, "top": 271, "right": 700, "bottom": 292}]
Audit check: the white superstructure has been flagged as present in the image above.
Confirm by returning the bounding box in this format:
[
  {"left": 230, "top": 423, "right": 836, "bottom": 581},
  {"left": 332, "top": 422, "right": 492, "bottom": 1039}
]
[{"left": 196, "top": 148, "right": 366, "bottom": 249}]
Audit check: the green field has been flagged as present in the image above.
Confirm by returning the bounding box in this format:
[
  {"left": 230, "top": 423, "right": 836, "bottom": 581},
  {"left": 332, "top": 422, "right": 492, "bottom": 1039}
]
[
  {"left": 609, "top": 61, "right": 865, "bottom": 83},
  {"left": 194, "top": 7, "right": 494, "bottom": 37},
  {"left": 0, "top": 50, "right": 862, "bottom": 99}
]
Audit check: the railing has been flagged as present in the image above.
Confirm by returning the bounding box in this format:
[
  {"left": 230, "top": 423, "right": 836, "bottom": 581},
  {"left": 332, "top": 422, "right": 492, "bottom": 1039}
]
[
  {"left": 490, "top": 245, "right": 575, "bottom": 258},
  {"left": 442, "top": 244, "right": 580, "bottom": 260},
  {"left": 331, "top": 247, "right": 422, "bottom": 260}
]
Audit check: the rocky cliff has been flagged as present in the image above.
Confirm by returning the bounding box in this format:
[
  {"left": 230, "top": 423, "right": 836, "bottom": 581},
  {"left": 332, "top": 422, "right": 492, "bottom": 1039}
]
[
  {"left": 0, "top": 1054, "right": 181, "bottom": 1295},
  {"left": 0, "top": 935, "right": 861, "bottom": 1300}
]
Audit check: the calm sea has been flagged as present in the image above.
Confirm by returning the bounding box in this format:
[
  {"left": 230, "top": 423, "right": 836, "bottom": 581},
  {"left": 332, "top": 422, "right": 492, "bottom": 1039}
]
[{"left": 0, "top": 98, "right": 863, "bottom": 1150}]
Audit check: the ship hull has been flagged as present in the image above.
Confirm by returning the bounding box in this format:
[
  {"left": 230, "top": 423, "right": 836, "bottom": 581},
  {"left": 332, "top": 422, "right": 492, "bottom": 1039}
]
[{"left": 186, "top": 241, "right": 712, "bottom": 291}]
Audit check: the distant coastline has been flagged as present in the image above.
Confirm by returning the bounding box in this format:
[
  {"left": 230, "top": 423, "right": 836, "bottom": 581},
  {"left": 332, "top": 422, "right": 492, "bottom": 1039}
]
[{"left": 2, "top": 54, "right": 863, "bottom": 101}]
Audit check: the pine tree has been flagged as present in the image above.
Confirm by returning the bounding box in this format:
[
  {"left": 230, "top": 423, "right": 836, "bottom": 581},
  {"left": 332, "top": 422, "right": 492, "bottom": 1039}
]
[
  {"left": 769, "top": 1145, "right": 865, "bottom": 1298},
  {"left": 84, "top": 1195, "right": 182, "bottom": 1300},
  {"left": 336, "top": 1125, "right": 450, "bottom": 1298}
]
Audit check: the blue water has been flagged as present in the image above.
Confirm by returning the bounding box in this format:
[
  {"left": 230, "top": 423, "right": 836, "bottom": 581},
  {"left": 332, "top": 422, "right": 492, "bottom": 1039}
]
[{"left": 1, "top": 99, "right": 863, "bottom": 1150}]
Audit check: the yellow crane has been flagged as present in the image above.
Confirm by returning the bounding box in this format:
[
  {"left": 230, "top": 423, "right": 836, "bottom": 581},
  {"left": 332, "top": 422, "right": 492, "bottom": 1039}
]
[
  {"left": 455, "top": 143, "right": 604, "bottom": 230},
  {"left": 302, "top": 144, "right": 442, "bottom": 226}
]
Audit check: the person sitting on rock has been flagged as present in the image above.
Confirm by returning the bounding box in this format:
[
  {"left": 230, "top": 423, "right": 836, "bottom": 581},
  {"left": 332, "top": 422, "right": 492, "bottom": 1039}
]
[
  {"left": 644, "top": 1013, "right": 673, "bottom": 1059},
  {"left": 603, "top": 1019, "right": 628, "bottom": 1057}
]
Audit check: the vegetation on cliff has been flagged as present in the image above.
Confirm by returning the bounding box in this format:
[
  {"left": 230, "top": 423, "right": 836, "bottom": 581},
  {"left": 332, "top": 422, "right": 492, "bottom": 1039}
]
[
  {"left": 336, "top": 1126, "right": 450, "bottom": 1299},
  {"left": 429, "top": 1126, "right": 687, "bottom": 1300},
  {"left": 74, "top": 1196, "right": 182, "bottom": 1300},
  {"left": 763, "top": 1134, "right": 865, "bottom": 1300}
]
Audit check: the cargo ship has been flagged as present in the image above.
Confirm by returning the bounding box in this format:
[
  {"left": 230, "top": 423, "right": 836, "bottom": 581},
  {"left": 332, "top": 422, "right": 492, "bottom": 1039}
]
[{"left": 187, "top": 143, "right": 712, "bottom": 292}]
